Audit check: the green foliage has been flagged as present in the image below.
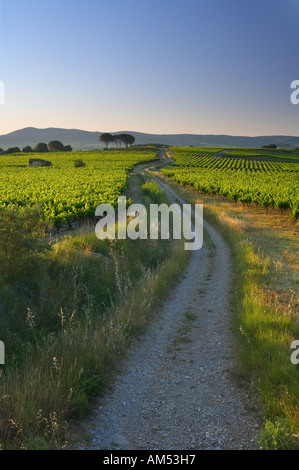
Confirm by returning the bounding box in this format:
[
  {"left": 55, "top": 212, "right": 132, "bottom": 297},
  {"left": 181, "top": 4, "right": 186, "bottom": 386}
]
[
  {"left": 263, "top": 144, "right": 277, "bottom": 149},
  {"left": 48, "top": 140, "right": 64, "bottom": 152},
  {"left": 0, "top": 149, "right": 157, "bottom": 227},
  {"left": 2, "top": 147, "right": 21, "bottom": 155},
  {"left": 99, "top": 133, "right": 114, "bottom": 150},
  {"left": 142, "top": 181, "right": 164, "bottom": 203},
  {"left": 100, "top": 133, "right": 135, "bottom": 149},
  {"left": 0, "top": 185, "right": 186, "bottom": 449},
  {"left": 162, "top": 147, "right": 299, "bottom": 218},
  {"left": 22, "top": 146, "right": 33, "bottom": 153},
  {"left": 259, "top": 418, "right": 297, "bottom": 450},
  {"left": 0, "top": 206, "right": 48, "bottom": 280},
  {"left": 197, "top": 199, "right": 299, "bottom": 450},
  {"left": 117, "top": 133, "right": 135, "bottom": 148},
  {"left": 74, "top": 158, "right": 86, "bottom": 167},
  {"left": 34, "top": 143, "right": 48, "bottom": 153}
]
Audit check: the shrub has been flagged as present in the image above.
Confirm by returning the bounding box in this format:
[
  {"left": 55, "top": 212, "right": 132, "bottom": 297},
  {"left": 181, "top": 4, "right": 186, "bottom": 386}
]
[
  {"left": 259, "top": 418, "right": 298, "bottom": 450},
  {"left": 0, "top": 206, "right": 48, "bottom": 280},
  {"left": 48, "top": 141, "right": 64, "bottom": 152},
  {"left": 142, "top": 181, "right": 164, "bottom": 203},
  {"left": 34, "top": 143, "right": 48, "bottom": 153},
  {"left": 74, "top": 159, "right": 86, "bottom": 168}
]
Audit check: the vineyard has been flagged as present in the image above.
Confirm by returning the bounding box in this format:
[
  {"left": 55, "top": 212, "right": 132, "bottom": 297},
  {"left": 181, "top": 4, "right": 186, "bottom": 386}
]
[
  {"left": 0, "top": 149, "right": 156, "bottom": 226},
  {"left": 162, "top": 147, "right": 299, "bottom": 219}
]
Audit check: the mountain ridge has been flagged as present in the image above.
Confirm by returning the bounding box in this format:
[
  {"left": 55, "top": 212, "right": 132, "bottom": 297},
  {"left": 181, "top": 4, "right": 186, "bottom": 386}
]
[{"left": 1, "top": 127, "right": 299, "bottom": 150}]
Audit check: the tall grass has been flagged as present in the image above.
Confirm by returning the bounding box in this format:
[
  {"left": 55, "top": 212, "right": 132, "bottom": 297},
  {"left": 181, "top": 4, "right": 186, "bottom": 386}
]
[
  {"left": 205, "top": 210, "right": 299, "bottom": 449},
  {"left": 0, "top": 242, "right": 187, "bottom": 449},
  {"left": 0, "top": 181, "right": 189, "bottom": 449},
  {"left": 158, "top": 174, "right": 299, "bottom": 450}
]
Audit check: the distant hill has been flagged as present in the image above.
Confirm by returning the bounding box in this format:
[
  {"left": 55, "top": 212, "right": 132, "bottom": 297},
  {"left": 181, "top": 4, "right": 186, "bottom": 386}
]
[{"left": 1, "top": 127, "right": 299, "bottom": 150}]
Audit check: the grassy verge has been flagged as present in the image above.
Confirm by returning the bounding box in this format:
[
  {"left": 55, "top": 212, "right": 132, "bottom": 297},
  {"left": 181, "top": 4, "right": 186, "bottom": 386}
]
[
  {"left": 0, "top": 174, "right": 189, "bottom": 450},
  {"left": 157, "top": 173, "right": 299, "bottom": 450}
]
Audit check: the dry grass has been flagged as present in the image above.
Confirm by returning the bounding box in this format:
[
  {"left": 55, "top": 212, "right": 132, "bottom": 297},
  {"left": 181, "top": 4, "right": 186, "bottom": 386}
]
[
  {"left": 158, "top": 173, "right": 299, "bottom": 450},
  {"left": 0, "top": 237, "right": 188, "bottom": 450},
  {"left": 0, "top": 171, "right": 190, "bottom": 450}
]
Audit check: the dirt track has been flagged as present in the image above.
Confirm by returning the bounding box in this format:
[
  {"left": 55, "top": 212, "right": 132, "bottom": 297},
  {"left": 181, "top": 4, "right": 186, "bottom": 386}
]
[{"left": 76, "top": 151, "right": 260, "bottom": 450}]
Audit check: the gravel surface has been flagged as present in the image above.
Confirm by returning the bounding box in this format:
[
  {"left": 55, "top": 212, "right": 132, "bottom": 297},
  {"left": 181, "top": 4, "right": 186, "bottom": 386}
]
[{"left": 76, "top": 169, "right": 260, "bottom": 450}]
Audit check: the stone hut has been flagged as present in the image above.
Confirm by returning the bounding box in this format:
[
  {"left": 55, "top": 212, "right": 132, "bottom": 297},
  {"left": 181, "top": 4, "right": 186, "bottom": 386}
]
[{"left": 29, "top": 158, "right": 52, "bottom": 167}]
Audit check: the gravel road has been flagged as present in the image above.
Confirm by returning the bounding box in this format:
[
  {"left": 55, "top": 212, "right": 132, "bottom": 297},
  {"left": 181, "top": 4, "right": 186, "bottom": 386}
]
[{"left": 76, "top": 170, "right": 260, "bottom": 450}]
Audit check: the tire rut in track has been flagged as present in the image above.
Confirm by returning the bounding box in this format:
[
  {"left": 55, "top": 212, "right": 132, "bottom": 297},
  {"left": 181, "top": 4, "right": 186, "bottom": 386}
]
[{"left": 77, "top": 170, "right": 259, "bottom": 450}]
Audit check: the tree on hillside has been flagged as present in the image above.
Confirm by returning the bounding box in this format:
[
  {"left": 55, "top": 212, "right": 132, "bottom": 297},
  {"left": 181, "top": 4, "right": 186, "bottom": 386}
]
[
  {"left": 119, "top": 133, "right": 135, "bottom": 148},
  {"left": 22, "top": 146, "right": 33, "bottom": 153},
  {"left": 48, "top": 140, "right": 64, "bottom": 152},
  {"left": 99, "top": 133, "right": 114, "bottom": 150},
  {"left": 112, "top": 134, "right": 122, "bottom": 148},
  {"left": 262, "top": 144, "right": 277, "bottom": 149},
  {"left": 64, "top": 145, "right": 73, "bottom": 152},
  {"left": 34, "top": 143, "right": 48, "bottom": 153},
  {"left": 5, "top": 147, "right": 21, "bottom": 154}
]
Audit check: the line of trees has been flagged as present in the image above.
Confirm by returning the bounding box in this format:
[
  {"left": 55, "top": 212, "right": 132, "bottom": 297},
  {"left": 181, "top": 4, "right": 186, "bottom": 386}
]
[
  {"left": 262, "top": 144, "right": 277, "bottom": 149},
  {"left": 99, "top": 133, "right": 135, "bottom": 150},
  {"left": 0, "top": 141, "right": 73, "bottom": 155}
]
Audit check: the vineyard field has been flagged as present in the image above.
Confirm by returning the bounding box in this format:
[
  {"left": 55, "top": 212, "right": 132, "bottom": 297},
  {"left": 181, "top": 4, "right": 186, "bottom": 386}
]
[
  {"left": 0, "top": 149, "right": 156, "bottom": 226},
  {"left": 162, "top": 147, "right": 299, "bottom": 219}
]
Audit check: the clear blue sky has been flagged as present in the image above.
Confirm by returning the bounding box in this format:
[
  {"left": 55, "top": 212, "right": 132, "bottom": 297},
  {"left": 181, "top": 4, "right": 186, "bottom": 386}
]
[{"left": 0, "top": 0, "right": 298, "bottom": 136}]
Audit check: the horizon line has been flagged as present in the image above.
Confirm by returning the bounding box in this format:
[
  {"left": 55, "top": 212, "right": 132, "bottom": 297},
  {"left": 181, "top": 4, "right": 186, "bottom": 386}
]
[{"left": 1, "top": 126, "right": 299, "bottom": 139}]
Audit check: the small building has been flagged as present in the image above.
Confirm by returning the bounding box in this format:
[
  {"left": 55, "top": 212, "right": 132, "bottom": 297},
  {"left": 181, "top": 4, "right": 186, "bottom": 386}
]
[{"left": 29, "top": 158, "right": 52, "bottom": 167}]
